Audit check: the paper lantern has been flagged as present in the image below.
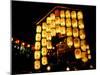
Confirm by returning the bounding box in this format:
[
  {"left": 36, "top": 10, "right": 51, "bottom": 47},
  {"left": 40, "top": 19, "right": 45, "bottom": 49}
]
[
  {"left": 78, "top": 19, "right": 84, "bottom": 29},
  {"left": 60, "top": 18, "right": 65, "bottom": 26},
  {"left": 56, "top": 25, "right": 61, "bottom": 33},
  {"left": 51, "top": 28, "right": 56, "bottom": 36},
  {"left": 50, "top": 21, "right": 55, "bottom": 28},
  {"left": 47, "top": 41, "right": 52, "bottom": 49},
  {"left": 65, "top": 10, "right": 70, "bottom": 18},
  {"left": 55, "top": 9, "right": 60, "bottom": 17},
  {"left": 34, "top": 51, "right": 40, "bottom": 59},
  {"left": 74, "top": 38, "right": 80, "bottom": 48},
  {"left": 80, "top": 30, "right": 86, "bottom": 39},
  {"left": 35, "top": 42, "right": 40, "bottom": 50},
  {"left": 60, "top": 27, "right": 65, "bottom": 34},
  {"left": 46, "top": 25, "right": 51, "bottom": 32},
  {"left": 87, "top": 49, "right": 91, "bottom": 54},
  {"left": 71, "top": 11, "right": 76, "bottom": 19},
  {"left": 81, "top": 40, "right": 87, "bottom": 51},
  {"left": 60, "top": 10, "right": 65, "bottom": 18},
  {"left": 66, "top": 28, "right": 72, "bottom": 36},
  {"left": 42, "top": 38, "right": 47, "bottom": 46},
  {"left": 46, "top": 32, "right": 51, "bottom": 40},
  {"left": 67, "top": 37, "right": 73, "bottom": 47},
  {"left": 36, "top": 25, "right": 41, "bottom": 33},
  {"left": 50, "top": 13, "right": 55, "bottom": 20},
  {"left": 42, "top": 47, "right": 47, "bottom": 56},
  {"left": 73, "top": 28, "right": 79, "bottom": 37},
  {"left": 42, "top": 30, "right": 47, "bottom": 38},
  {"left": 55, "top": 17, "right": 60, "bottom": 24},
  {"left": 81, "top": 52, "right": 87, "bottom": 58},
  {"left": 75, "top": 49, "right": 81, "bottom": 59},
  {"left": 42, "top": 22, "right": 47, "bottom": 30},
  {"left": 34, "top": 60, "right": 40, "bottom": 70},
  {"left": 36, "top": 33, "right": 41, "bottom": 41},
  {"left": 72, "top": 19, "right": 77, "bottom": 28},
  {"left": 88, "top": 55, "right": 91, "bottom": 59},
  {"left": 77, "top": 11, "right": 83, "bottom": 20},
  {"left": 82, "top": 57, "right": 88, "bottom": 63},
  {"left": 42, "top": 57, "right": 48, "bottom": 65},
  {"left": 46, "top": 17, "right": 51, "bottom": 24},
  {"left": 66, "top": 18, "right": 71, "bottom": 27}
]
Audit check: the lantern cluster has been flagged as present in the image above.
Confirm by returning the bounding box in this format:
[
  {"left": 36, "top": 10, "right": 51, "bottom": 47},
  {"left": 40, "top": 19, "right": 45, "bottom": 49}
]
[{"left": 34, "top": 8, "right": 92, "bottom": 70}]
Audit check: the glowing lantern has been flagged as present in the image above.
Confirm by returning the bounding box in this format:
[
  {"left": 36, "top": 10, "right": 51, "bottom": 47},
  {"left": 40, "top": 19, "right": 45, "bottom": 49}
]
[
  {"left": 71, "top": 11, "right": 76, "bottom": 19},
  {"left": 81, "top": 40, "right": 87, "bottom": 51},
  {"left": 50, "top": 13, "right": 55, "bottom": 20},
  {"left": 73, "top": 28, "right": 79, "bottom": 37},
  {"left": 50, "top": 21, "right": 55, "bottom": 28},
  {"left": 42, "top": 30, "right": 47, "bottom": 38},
  {"left": 22, "top": 42, "right": 25, "bottom": 46},
  {"left": 72, "top": 19, "right": 77, "bottom": 28},
  {"left": 82, "top": 57, "right": 88, "bottom": 63},
  {"left": 86, "top": 45, "right": 90, "bottom": 49},
  {"left": 34, "top": 51, "right": 40, "bottom": 59},
  {"left": 34, "top": 60, "right": 40, "bottom": 70},
  {"left": 66, "top": 18, "right": 71, "bottom": 27},
  {"left": 67, "top": 37, "right": 73, "bottom": 47},
  {"left": 46, "top": 25, "right": 51, "bottom": 32},
  {"left": 47, "top": 65, "right": 51, "bottom": 71},
  {"left": 42, "top": 57, "right": 48, "bottom": 65},
  {"left": 75, "top": 49, "right": 81, "bottom": 59},
  {"left": 65, "top": 10, "right": 70, "bottom": 18},
  {"left": 77, "top": 11, "right": 83, "bottom": 20},
  {"left": 81, "top": 52, "right": 87, "bottom": 58},
  {"left": 42, "top": 47, "right": 47, "bottom": 56},
  {"left": 46, "top": 32, "right": 51, "bottom": 40},
  {"left": 78, "top": 19, "right": 84, "bottom": 29},
  {"left": 42, "top": 39, "right": 47, "bottom": 46},
  {"left": 55, "top": 17, "right": 60, "bottom": 24},
  {"left": 74, "top": 38, "right": 80, "bottom": 48},
  {"left": 51, "top": 28, "right": 56, "bottom": 36},
  {"left": 60, "top": 10, "right": 65, "bottom": 18},
  {"left": 35, "top": 42, "right": 40, "bottom": 50},
  {"left": 66, "top": 28, "right": 72, "bottom": 36},
  {"left": 46, "top": 17, "right": 51, "bottom": 24},
  {"left": 36, "top": 33, "right": 41, "bottom": 41},
  {"left": 47, "top": 41, "right": 52, "bottom": 49},
  {"left": 42, "top": 22, "right": 47, "bottom": 30},
  {"left": 55, "top": 9, "right": 60, "bottom": 17},
  {"left": 60, "top": 27, "right": 65, "bottom": 34},
  {"left": 80, "top": 30, "right": 86, "bottom": 39},
  {"left": 36, "top": 25, "right": 41, "bottom": 33},
  {"left": 60, "top": 18, "right": 65, "bottom": 26},
  {"left": 56, "top": 25, "right": 60, "bottom": 33}
]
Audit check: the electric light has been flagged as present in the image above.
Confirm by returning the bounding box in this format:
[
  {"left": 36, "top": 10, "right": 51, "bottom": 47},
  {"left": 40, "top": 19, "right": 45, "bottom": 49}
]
[
  {"left": 47, "top": 65, "right": 51, "bottom": 71},
  {"left": 66, "top": 67, "right": 70, "bottom": 71},
  {"left": 34, "top": 60, "right": 40, "bottom": 70},
  {"left": 34, "top": 51, "right": 40, "bottom": 59},
  {"left": 65, "top": 10, "right": 70, "bottom": 18},
  {"left": 71, "top": 11, "right": 76, "bottom": 19},
  {"left": 75, "top": 49, "right": 81, "bottom": 59},
  {"left": 22, "top": 42, "right": 25, "bottom": 46},
  {"left": 66, "top": 28, "right": 72, "bottom": 36},
  {"left": 66, "top": 18, "right": 71, "bottom": 27},
  {"left": 72, "top": 19, "right": 77, "bottom": 28},
  {"left": 77, "top": 11, "right": 83, "bottom": 20},
  {"left": 36, "top": 25, "right": 41, "bottom": 33},
  {"left": 87, "top": 49, "right": 90, "bottom": 54},
  {"left": 88, "top": 55, "right": 91, "bottom": 59},
  {"left": 42, "top": 57, "right": 48, "bottom": 65},
  {"left": 27, "top": 44, "right": 30, "bottom": 48},
  {"left": 15, "top": 40, "right": 20, "bottom": 44},
  {"left": 73, "top": 28, "right": 79, "bottom": 37}
]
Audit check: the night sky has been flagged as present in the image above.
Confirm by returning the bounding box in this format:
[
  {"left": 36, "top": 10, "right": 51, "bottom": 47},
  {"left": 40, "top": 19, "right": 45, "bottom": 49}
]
[{"left": 12, "top": 1, "right": 96, "bottom": 73}]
